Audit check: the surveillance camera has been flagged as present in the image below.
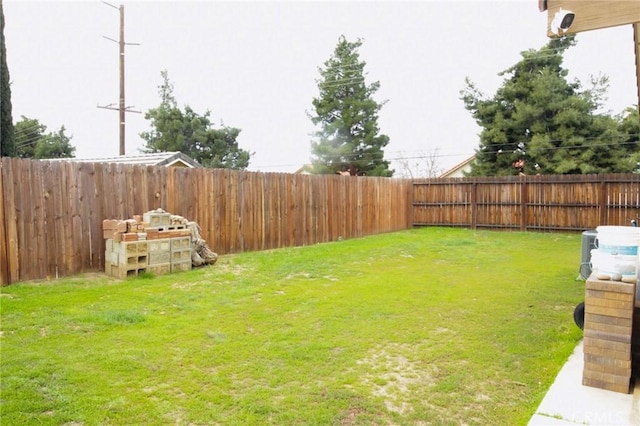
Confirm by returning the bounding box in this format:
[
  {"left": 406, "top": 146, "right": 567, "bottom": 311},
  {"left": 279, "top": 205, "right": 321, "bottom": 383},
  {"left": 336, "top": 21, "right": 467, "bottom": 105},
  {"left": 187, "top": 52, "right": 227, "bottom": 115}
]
[{"left": 550, "top": 8, "right": 575, "bottom": 35}]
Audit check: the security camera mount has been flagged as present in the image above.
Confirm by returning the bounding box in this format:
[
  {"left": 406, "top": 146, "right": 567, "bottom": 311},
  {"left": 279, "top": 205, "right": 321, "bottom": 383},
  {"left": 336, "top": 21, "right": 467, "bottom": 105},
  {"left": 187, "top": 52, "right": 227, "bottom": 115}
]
[{"left": 550, "top": 8, "right": 576, "bottom": 35}]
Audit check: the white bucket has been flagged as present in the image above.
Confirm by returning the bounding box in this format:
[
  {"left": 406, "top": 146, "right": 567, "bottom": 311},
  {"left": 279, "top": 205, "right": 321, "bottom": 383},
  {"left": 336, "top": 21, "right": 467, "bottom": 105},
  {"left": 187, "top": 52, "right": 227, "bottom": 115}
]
[
  {"left": 590, "top": 249, "right": 637, "bottom": 282},
  {"left": 595, "top": 226, "right": 640, "bottom": 256}
]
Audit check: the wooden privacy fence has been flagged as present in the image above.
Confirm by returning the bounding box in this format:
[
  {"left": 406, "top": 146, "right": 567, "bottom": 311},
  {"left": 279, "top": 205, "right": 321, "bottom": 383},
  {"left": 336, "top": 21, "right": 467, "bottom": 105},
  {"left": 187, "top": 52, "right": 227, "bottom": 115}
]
[
  {"left": 3, "top": 157, "right": 640, "bottom": 286},
  {"left": 413, "top": 174, "right": 640, "bottom": 231},
  {"left": 0, "top": 158, "right": 413, "bottom": 285}
]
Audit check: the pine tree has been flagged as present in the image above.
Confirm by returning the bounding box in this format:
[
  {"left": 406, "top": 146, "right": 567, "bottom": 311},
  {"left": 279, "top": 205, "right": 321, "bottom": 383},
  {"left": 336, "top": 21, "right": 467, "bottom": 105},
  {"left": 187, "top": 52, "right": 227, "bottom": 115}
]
[
  {"left": 141, "top": 70, "right": 252, "bottom": 169},
  {"left": 309, "top": 36, "right": 392, "bottom": 176},
  {"left": 461, "top": 36, "right": 635, "bottom": 176},
  {"left": 0, "top": 0, "right": 15, "bottom": 157}
]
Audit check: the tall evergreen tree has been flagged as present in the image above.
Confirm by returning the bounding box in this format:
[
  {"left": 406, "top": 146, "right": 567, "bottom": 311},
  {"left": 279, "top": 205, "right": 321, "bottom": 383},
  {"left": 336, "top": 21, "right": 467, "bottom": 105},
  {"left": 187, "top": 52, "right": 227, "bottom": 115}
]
[
  {"left": 617, "top": 106, "right": 640, "bottom": 173},
  {"left": 141, "top": 70, "right": 252, "bottom": 169},
  {"left": 309, "top": 36, "right": 392, "bottom": 176},
  {"left": 461, "top": 36, "right": 635, "bottom": 176},
  {"left": 0, "top": 0, "right": 15, "bottom": 157}
]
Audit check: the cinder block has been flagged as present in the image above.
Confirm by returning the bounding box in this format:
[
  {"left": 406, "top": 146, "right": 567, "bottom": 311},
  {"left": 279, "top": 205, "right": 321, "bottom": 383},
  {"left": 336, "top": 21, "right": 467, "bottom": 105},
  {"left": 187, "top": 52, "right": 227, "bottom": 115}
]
[
  {"left": 171, "top": 249, "right": 191, "bottom": 263},
  {"left": 171, "top": 260, "right": 192, "bottom": 273},
  {"left": 114, "top": 241, "right": 149, "bottom": 256},
  {"left": 105, "top": 263, "right": 147, "bottom": 280},
  {"left": 171, "top": 237, "right": 191, "bottom": 251},
  {"left": 149, "top": 252, "right": 171, "bottom": 265},
  {"left": 148, "top": 239, "right": 171, "bottom": 253},
  {"left": 105, "top": 250, "right": 119, "bottom": 266},
  {"left": 124, "top": 254, "right": 148, "bottom": 267},
  {"left": 147, "top": 263, "right": 171, "bottom": 276},
  {"left": 143, "top": 211, "right": 171, "bottom": 227}
]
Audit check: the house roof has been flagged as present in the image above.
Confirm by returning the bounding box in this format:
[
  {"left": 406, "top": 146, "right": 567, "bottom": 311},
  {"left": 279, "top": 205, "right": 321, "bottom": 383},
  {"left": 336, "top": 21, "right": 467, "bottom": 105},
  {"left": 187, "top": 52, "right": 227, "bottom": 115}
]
[
  {"left": 438, "top": 155, "right": 476, "bottom": 178},
  {"left": 48, "top": 152, "right": 202, "bottom": 168},
  {"left": 294, "top": 164, "right": 314, "bottom": 174}
]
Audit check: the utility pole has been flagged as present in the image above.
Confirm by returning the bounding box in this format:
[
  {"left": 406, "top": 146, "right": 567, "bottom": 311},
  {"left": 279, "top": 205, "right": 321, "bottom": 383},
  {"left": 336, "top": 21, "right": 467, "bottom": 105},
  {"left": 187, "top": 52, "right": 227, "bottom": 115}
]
[
  {"left": 635, "top": 23, "right": 640, "bottom": 116},
  {"left": 98, "top": 2, "right": 140, "bottom": 156}
]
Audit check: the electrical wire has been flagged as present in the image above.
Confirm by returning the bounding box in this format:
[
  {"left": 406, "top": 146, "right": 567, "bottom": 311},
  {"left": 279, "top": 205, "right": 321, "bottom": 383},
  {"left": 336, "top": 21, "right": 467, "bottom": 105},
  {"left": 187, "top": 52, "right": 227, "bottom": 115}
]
[{"left": 250, "top": 137, "right": 639, "bottom": 170}]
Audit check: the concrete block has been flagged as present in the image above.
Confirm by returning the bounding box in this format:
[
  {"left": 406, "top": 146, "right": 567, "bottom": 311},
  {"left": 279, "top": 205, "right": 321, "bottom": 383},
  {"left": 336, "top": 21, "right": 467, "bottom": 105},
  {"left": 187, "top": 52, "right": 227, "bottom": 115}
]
[
  {"left": 148, "top": 239, "right": 171, "bottom": 253},
  {"left": 171, "top": 260, "right": 192, "bottom": 273},
  {"left": 171, "top": 237, "right": 191, "bottom": 251},
  {"left": 149, "top": 252, "right": 171, "bottom": 265},
  {"left": 171, "top": 249, "right": 191, "bottom": 263},
  {"left": 147, "top": 263, "right": 171, "bottom": 276}
]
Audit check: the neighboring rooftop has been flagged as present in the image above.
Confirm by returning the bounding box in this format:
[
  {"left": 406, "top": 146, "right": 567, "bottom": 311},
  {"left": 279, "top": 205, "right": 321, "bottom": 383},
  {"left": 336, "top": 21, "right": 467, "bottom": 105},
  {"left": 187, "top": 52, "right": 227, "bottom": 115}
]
[
  {"left": 439, "top": 155, "right": 476, "bottom": 178},
  {"left": 47, "top": 152, "right": 202, "bottom": 168}
]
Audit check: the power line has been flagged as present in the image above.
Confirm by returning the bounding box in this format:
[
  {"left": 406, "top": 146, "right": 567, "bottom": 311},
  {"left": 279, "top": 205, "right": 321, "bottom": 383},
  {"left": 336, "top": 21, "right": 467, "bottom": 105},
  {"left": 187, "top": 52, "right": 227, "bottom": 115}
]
[{"left": 250, "top": 137, "right": 639, "bottom": 170}]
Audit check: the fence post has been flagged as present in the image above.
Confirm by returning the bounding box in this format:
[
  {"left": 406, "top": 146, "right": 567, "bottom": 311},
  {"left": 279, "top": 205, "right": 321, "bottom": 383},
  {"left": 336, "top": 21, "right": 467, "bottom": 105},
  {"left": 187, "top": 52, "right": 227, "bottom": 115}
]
[
  {"left": 471, "top": 180, "right": 477, "bottom": 230},
  {"left": 599, "top": 175, "right": 607, "bottom": 225},
  {"left": 520, "top": 176, "right": 528, "bottom": 231}
]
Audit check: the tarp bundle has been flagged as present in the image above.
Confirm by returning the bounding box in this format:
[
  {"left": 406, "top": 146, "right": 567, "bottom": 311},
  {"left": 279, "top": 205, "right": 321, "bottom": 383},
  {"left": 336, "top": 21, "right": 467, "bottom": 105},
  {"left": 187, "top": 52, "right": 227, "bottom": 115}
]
[{"left": 187, "top": 221, "right": 218, "bottom": 267}]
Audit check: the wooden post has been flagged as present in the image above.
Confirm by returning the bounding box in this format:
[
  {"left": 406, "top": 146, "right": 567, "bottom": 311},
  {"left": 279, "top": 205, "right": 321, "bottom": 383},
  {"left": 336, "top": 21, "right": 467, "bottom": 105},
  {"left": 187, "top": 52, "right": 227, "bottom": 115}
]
[
  {"left": 470, "top": 180, "right": 478, "bottom": 230},
  {"left": 119, "top": 5, "right": 125, "bottom": 156},
  {"left": 599, "top": 175, "right": 608, "bottom": 225},
  {"left": 520, "top": 177, "right": 528, "bottom": 231}
]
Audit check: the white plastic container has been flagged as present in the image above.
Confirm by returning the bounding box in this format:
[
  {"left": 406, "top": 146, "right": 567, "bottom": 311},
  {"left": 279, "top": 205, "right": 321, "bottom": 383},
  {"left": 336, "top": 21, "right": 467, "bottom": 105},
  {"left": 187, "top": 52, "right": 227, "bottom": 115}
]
[
  {"left": 590, "top": 249, "right": 637, "bottom": 282},
  {"left": 595, "top": 226, "right": 640, "bottom": 256}
]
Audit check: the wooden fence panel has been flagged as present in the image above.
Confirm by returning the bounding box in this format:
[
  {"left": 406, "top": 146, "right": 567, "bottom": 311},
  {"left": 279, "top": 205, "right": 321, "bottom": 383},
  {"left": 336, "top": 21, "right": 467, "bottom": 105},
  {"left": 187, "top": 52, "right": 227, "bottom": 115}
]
[
  {"left": 412, "top": 179, "right": 473, "bottom": 227},
  {"left": 7, "top": 157, "right": 640, "bottom": 286},
  {"left": 412, "top": 174, "right": 640, "bottom": 231}
]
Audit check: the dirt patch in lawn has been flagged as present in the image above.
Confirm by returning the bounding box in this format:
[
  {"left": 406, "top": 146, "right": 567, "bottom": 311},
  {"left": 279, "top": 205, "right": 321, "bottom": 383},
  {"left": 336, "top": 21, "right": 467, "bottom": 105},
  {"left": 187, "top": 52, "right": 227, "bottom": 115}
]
[{"left": 357, "top": 343, "right": 436, "bottom": 416}]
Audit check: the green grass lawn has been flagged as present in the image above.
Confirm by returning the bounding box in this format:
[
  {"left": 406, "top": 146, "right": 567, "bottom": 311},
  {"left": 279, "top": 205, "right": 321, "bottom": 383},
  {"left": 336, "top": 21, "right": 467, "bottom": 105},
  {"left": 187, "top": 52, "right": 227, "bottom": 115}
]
[{"left": 1, "top": 227, "right": 584, "bottom": 425}]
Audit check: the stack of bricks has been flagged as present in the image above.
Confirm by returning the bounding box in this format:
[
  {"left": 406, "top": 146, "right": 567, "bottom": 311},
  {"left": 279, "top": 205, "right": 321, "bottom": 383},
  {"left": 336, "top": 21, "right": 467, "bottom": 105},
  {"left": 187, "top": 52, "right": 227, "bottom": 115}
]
[
  {"left": 103, "top": 209, "right": 192, "bottom": 279},
  {"left": 582, "top": 276, "right": 636, "bottom": 394}
]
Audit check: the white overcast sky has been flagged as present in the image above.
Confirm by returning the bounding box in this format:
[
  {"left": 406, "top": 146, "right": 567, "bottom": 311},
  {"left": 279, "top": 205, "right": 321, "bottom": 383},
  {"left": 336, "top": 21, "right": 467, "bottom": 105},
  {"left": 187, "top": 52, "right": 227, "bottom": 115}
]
[{"left": 4, "top": 0, "right": 638, "bottom": 174}]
